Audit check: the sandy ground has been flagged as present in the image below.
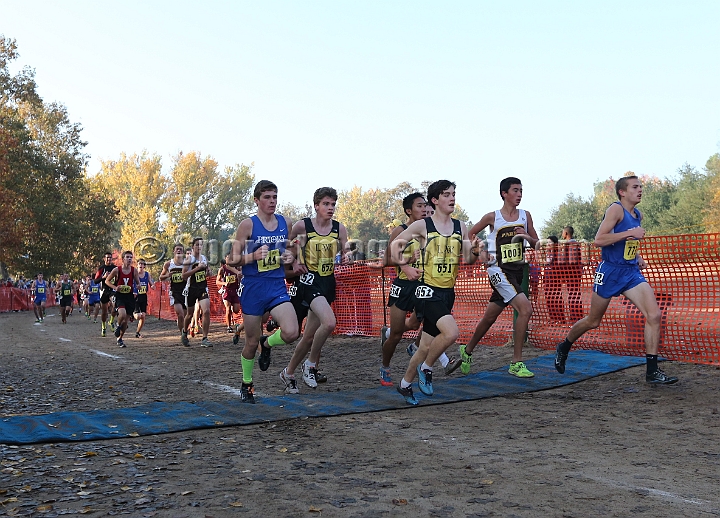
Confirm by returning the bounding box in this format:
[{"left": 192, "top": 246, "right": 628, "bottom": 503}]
[{"left": 1, "top": 309, "right": 719, "bottom": 517}]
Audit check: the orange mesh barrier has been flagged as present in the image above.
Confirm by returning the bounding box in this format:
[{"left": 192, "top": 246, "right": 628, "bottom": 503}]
[
  {"left": 5, "top": 234, "right": 716, "bottom": 364},
  {"left": 0, "top": 287, "right": 57, "bottom": 312}
]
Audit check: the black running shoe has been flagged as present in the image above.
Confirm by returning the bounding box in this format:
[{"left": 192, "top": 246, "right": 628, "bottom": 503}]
[
  {"left": 240, "top": 382, "right": 256, "bottom": 403},
  {"left": 554, "top": 342, "right": 568, "bottom": 374},
  {"left": 397, "top": 385, "right": 418, "bottom": 406},
  {"left": 266, "top": 319, "right": 279, "bottom": 333},
  {"left": 114, "top": 325, "right": 122, "bottom": 338},
  {"left": 315, "top": 371, "right": 327, "bottom": 383},
  {"left": 258, "top": 335, "right": 272, "bottom": 371},
  {"left": 646, "top": 369, "right": 679, "bottom": 385}
]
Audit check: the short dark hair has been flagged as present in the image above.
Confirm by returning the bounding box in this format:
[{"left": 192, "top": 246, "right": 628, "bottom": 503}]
[
  {"left": 548, "top": 235, "right": 559, "bottom": 244},
  {"left": 500, "top": 177, "right": 522, "bottom": 199},
  {"left": 615, "top": 175, "right": 638, "bottom": 199},
  {"left": 254, "top": 180, "right": 278, "bottom": 199},
  {"left": 563, "top": 226, "right": 574, "bottom": 238},
  {"left": 104, "top": 252, "right": 113, "bottom": 258},
  {"left": 173, "top": 243, "right": 184, "bottom": 252},
  {"left": 192, "top": 236, "right": 203, "bottom": 246},
  {"left": 313, "top": 187, "right": 338, "bottom": 205},
  {"left": 402, "top": 192, "right": 425, "bottom": 216},
  {"left": 123, "top": 250, "right": 133, "bottom": 257},
  {"left": 426, "top": 180, "right": 456, "bottom": 209}
]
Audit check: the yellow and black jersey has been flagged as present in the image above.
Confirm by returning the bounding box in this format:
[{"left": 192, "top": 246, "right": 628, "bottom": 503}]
[
  {"left": 300, "top": 218, "right": 340, "bottom": 277},
  {"left": 397, "top": 223, "right": 423, "bottom": 281},
  {"left": 420, "top": 217, "right": 463, "bottom": 289}
]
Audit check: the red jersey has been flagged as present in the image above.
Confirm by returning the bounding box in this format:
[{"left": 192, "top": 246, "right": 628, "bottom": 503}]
[
  {"left": 115, "top": 266, "right": 135, "bottom": 295},
  {"left": 220, "top": 265, "right": 240, "bottom": 292}
]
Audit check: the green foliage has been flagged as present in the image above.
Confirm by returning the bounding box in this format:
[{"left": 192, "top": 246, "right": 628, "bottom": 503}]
[
  {"left": 0, "top": 35, "right": 116, "bottom": 279},
  {"left": 542, "top": 165, "right": 714, "bottom": 239}
]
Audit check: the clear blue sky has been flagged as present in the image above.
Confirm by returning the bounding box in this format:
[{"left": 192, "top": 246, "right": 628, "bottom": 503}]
[{"left": 4, "top": 1, "right": 719, "bottom": 232}]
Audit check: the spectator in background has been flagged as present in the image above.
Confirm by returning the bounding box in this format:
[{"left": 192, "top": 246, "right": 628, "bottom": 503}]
[
  {"left": 544, "top": 235, "right": 564, "bottom": 322},
  {"left": 559, "top": 226, "right": 584, "bottom": 323}
]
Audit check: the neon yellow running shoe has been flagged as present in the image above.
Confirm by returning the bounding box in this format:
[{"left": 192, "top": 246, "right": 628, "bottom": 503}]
[
  {"left": 509, "top": 361, "right": 534, "bottom": 378},
  {"left": 459, "top": 345, "right": 472, "bottom": 375}
]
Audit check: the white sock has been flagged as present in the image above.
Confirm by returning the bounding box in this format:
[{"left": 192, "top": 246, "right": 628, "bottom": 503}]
[
  {"left": 305, "top": 360, "right": 316, "bottom": 369},
  {"left": 385, "top": 327, "right": 391, "bottom": 339},
  {"left": 400, "top": 379, "right": 411, "bottom": 389},
  {"left": 439, "top": 353, "right": 449, "bottom": 367},
  {"left": 421, "top": 362, "right": 432, "bottom": 372}
]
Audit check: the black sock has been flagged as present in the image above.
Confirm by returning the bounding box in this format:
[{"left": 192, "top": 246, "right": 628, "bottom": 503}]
[
  {"left": 559, "top": 339, "right": 573, "bottom": 354},
  {"left": 646, "top": 354, "right": 658, "bottom": 374}
]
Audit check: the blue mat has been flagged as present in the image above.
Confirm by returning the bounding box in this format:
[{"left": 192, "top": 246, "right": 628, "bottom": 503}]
[{"left": 0, "top": 351, "right": 645, "bottom": 445}]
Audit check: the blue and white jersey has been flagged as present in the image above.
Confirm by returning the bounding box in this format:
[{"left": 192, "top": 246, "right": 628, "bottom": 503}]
[
  {"left": 242, "top": 214, "right": 288, "bottom": 280},
  {"left": 601, "top": 202, "right": 641, "bottom": 267}
]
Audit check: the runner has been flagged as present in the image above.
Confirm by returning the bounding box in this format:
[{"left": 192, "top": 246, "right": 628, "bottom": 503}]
[
  {"left": 390, "top": 180, "right": 481, "bottom": 405},
  {"left": 58, "top": 273, "right": 74, "bottom": 325},
  {"left": 555, "top": 175, "right": 678, "bottom": 384},
  {"left": 104, "top": 250, "right": 142, "bottom": 347},
  {"left": 133, "top": 259, "right": 154, "bottom": 338},
  {"left": 31, "top": 273, "right": 47, "bottom": 322},
  {"left": 217, "top": 256, "right": 242, "bottom": 335},
  {"left": 94, "top": 252, "right": 116, "bottom": 337},
  {"left": 459, "top": 177, "right": 539, "bottom": 378},
  {"left": 87, "top": 274, "right": 102, "bottom": 323},
  {"left": 159, "top": 244, "right": 189, "bottom": 345},
  {"left": 279, "top": 187, "right": 350, "bottom": 393},
  {"left": 183, "top": 237, "right": 212, "bottom": 347},
  {"left": 230, "top": 180, "right": 300, "bottom": 403},
  {"left": 81, "top": 276, "right": 90, "bottom": 319},
  {"left": 379, "top": 192, "right": 460, "bottom": 387}
]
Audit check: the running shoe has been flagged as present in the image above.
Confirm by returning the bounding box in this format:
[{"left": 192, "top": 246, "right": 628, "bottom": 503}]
[
  {"left": 380, "top": 326, "right": 389, "bottom": 348},
  {"left": 380, "top": 366, "right": 393, "bottom": 386},
  {"left": 416, "top": 365, "right": 433, "bottom": 396},
  {"left": 315, "top": 371, "right": 327, "bottom": 383},
  {"left": 233, "top": 324, "right": 241, "bottom": 345},
  {"left": 240, "top": 383, "right": 255, "bottom": 404},
  {"left": 114, "top": 325, "right": 122, "bottom": 338},
  {"left": 86, "top": 314, "right": 90, "bottom": 320},
  {"left": 101, "top": 325, "right": 106, "bottom": 338},
  {"left": 554, "top": 342, "right": 568, "bottom": 374},
  {"left": 280, "top": 369, "right": 299, "bottom": 394},
  {"left": 135, "top": 332, "right": 142, "bottom": 339},
  {"left": 646, "top": 369, "right": 679, "bottom": 385},
  {"left": 93, "top": 320, "right": 97, "bottom": 324},
  {"left": 258, "top": 336, "right": 272, "bottom": 371},
  {"left": 444, "top": 356, "right": 462, "bottom": 375},
  {"left": 459, "top": 344, "right": 472, "bottom": 375},
  {"left": 406, "top": 342, "right": 418, "bottom": 357},
  {"left": 227, "top": 326, "right": 233, "bottom": 333},
  {"left": 266, "top": 319, "right": 279, "bottom": 333},
  {"left": 117, "top": 338, "right": 126, "bottom": 348},
  {"left": 35, "top": 318, "right": 41, "bottom": 323},
  {"left": 508, "top": 361, "right": 534, "bottom": 378},
  {"left": 397, "top": 385, "right": 418, "bottom": 405},
  {"left": 181, "top": 331, "right": 190, "bottom": 347},
  {"left": 302, "top": 364, "right": 318, "bottom": 388},
  {"left": 189, "top": 327, "right": 195, "bottom": 338},
  {"left": 200, "top": 337, "right": 212, "bottom": 348}
]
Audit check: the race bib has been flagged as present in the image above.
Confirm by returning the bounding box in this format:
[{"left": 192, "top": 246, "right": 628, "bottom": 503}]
[
  {"left": 624, "top": 240, "right": 638, "bottom": 260},
  {"left": 137, "top": 285, "right": 147, "bottom": 295},
  {"left": 488, "top": 272, "right": 502, "bottom": 287},
  {"left": 389, "top": 284, "right": 402, "bottom": 298},
  {"left": 225, "top": 274, "right": 236, "bottom": 285},
  {"left": 593, "top": 271, "right": 605, "bottom": 286},
  {"left": 288, "top": 285, "right": 298, "bottom": 297},
  {"left": 194, "top": 270, "right": 206, "bottom": 283},
  {"left": 500, "top": 242, "right": 523, "bottom": 263},
  {"left": 318, "top": 257, "right": 334, "bottom": 277},
  {"left": 415, "top": 285, "right": 434, "bottom": 299},
  {"left": 433, "top": 257, "right": 455, "bottom": 278},
  {"left": 117, "top": 285, "right": 132, "bottom": 294},
  {"left": 171, "top": 272, "right": 183, "bottom": 284},
  {"left": 91, "top": 287, "right": 98, "bottom": 294},
  {"left": 258, "top": 249, "right": 280, "bottom": 272},
  {"left": 37, "top": 287, "right": 45, "bottom": 294},
  {"left": 63, "top": 289, "right": 71, "bottom": 296},
  {"left": 300, "top": 272, "right": 315, "bottom": 286}
]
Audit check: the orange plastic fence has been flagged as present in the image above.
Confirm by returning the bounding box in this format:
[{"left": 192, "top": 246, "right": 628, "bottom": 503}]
[
  {"left": 3, "top": 234, "right": 718, "bottom": 364},
  {"left": 0, "top": 287, "right": 57, "bottom": 312}
]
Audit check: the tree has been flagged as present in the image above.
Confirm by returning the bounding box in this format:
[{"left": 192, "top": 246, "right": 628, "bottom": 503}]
[
  {"left": 91, "top": 152, "right": 167, "bottom": 254},
  {"left": 0, "top": 35, "right": 115, "bottom": 278},
  {"left": 161, "top": 152, "right": 255, "bottom": 244},
  {"left": 704, "top": 154, "right": 720, "bottom": 233},
  {"left": 541, "top": 193, "right": 599, "bottom": 240}
]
